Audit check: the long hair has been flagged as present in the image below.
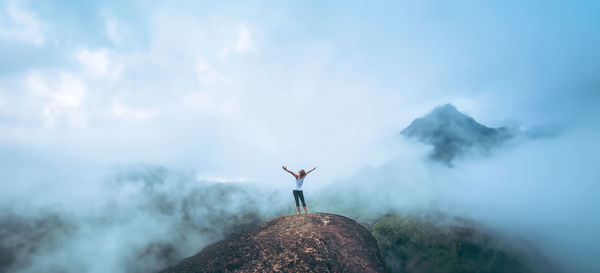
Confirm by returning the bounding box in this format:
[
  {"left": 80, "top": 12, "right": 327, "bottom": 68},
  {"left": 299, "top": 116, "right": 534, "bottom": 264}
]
[{"left": 299, "top": 169, "right": 306, "bottom": 178}]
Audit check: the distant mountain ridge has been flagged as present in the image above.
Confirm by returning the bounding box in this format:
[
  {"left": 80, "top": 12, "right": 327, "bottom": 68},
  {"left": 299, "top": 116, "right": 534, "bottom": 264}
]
[{"left": 401, "top": 104, "right": 512, "bottom": 165}]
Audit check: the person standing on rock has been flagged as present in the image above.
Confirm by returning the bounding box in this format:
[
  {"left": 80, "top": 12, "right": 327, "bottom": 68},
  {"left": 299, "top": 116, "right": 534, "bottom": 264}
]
[{"left": 282, "top": 166, "right": 316, "bottom": 215}]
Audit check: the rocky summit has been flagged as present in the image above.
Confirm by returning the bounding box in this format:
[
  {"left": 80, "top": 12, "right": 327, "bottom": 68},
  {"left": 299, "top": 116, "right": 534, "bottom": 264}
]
[
  {"left": 401, "top": 104, "right": 512, "bottom": 165},
  {"left": 160, "top": 213, "right": 386, "bottom": 273}
]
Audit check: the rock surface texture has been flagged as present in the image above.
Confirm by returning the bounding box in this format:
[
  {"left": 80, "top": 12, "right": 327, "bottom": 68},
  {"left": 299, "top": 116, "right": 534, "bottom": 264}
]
[{"left": 160, "top": 213, "right": 386, "bottom": 273}]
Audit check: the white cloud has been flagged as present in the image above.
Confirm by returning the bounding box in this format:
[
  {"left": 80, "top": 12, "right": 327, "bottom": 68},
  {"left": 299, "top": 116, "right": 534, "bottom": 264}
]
[
  {"left": 76, "top": 48, "right": 124, "bottom": 79},
  {"left": 111, "top": 100, "right": 158, "bottom": 121},
  {"left": 53, "top": 76, "right": 85, "bottom": 108},
  {"left": 233, "top": 24, "right": 253, "bottom": 53},
  {"left": 77, "top": 49, "right": 109, "bottom": 75},
  {"left": 0, "top": 2, "right": 46, "bottom": 45},
  {"left": 26, "top": 72, "right": 87, "bottom": 128},
  {"left": 183, "top": 90, "right": 239, "bottom": 119},
  {"left": 219, "top": 23, "right": 255, "bottom": 58}
]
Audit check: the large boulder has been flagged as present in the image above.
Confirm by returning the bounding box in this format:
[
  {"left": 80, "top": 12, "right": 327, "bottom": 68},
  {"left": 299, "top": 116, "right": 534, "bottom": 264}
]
[{"left": 161, "top": 213, "right": 386, "bottom": 273}]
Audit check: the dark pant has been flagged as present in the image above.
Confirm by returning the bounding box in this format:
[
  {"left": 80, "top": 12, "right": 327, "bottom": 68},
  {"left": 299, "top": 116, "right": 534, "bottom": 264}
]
[{"left": 293, "top": 190, "right": 306, "bottom": 207}]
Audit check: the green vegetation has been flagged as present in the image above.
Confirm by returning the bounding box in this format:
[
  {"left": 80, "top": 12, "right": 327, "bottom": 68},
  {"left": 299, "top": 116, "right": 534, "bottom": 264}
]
[{"left": 370, "top": 214, "right": 533, "bottom": 273}]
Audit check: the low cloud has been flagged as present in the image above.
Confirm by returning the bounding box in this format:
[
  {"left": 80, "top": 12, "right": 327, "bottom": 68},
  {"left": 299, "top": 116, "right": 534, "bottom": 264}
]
[{"left": 2, "top": 125, "right": 597, "bottom": 272}]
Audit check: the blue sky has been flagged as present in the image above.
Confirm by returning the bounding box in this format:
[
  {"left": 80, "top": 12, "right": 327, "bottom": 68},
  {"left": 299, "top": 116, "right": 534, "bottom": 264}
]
[{"left": 0, "top": 0, "right": 599, "bottom": 182}]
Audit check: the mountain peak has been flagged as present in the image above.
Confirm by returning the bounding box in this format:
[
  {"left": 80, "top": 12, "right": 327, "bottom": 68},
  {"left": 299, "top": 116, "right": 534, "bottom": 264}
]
[
  {"left": 432, "top": 103, "right": 459, "bottom": 114},
  {"left": 401, "top": 104, "right": 512, "bottom": 165},
  {"left": 161, "top": 213, "right": 386, "bottom": 273},
  {"left": 416, "top": 104, "right": 477, "bottom": 127}
]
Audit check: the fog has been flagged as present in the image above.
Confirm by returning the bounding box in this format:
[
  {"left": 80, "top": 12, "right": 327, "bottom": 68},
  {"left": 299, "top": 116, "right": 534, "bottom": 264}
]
[
  {"left": 438, "top": 127, "right": 600, "bottom": 272},
  {"left": 1, "top": 0, "right": 599, "bottom": 272},
  {"left": 1, "top": 123, "right": 598, "bottom": 272},
  {"left": 3, "top": 119, "right": 599, "bottom": 272}
]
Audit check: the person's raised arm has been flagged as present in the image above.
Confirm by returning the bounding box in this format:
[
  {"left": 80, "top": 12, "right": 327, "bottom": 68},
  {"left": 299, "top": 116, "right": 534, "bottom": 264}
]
[
  {"left": 282, "top": 166, "right": 298, "bottom": 179},
  {"left": 306, "top": 167, "right": 316, "bottom": 175}
]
